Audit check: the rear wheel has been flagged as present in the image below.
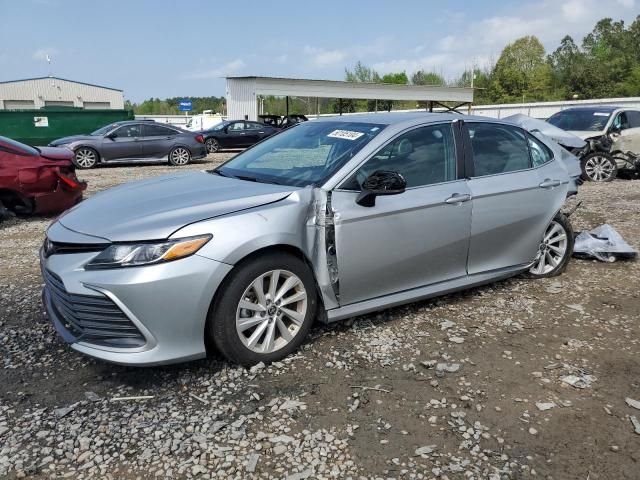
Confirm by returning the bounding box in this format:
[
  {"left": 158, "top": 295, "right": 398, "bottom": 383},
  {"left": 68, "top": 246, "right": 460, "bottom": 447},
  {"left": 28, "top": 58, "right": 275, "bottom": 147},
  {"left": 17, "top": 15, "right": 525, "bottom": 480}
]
[
  {"left": 208, "top": 252, "right": 317, "bottom": 366},
  {"left": 205, "top": 137, "right": 220, "bottom": 153},
  {"left": 526, "top": 213, "right": 574, "bottom": 278},
  {"left": 581, "top": 152, "right": 617, "bottom": 182},
  {"left": 168, "top": 146, "right": 191, "bottom": 166},
  {"left": 73, "top": 147, "right": 98, "bottom": 169}
]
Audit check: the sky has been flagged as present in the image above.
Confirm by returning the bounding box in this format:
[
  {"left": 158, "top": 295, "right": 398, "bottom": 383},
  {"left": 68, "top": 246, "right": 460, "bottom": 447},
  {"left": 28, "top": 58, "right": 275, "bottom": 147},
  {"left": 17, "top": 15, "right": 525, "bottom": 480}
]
[{"left": 0, "top": 0, "right": 638, "bottom": 102}]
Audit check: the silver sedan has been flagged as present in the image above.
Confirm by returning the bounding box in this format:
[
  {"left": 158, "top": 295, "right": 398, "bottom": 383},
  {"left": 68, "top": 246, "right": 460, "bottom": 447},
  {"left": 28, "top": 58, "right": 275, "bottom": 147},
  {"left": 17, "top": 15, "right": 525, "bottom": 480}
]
[{"left": 40, "top": 113, "right": 580, "bottom": 366}]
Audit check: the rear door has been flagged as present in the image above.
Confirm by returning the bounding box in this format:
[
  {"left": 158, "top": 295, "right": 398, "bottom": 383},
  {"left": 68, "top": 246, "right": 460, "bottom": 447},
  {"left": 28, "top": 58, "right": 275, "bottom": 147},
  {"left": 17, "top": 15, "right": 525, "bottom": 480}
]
[
  {"left": 464, "top": 122, "right": 568, "bottom": 274},
  {"left": 140, "top": 124, "right": 179, "bottom": 159},
  {"left": 331, "top": 122, "right": 472, "bottom": 306},
  {"left": 100, "top": 124, "right": 143, "bottom": 160}
]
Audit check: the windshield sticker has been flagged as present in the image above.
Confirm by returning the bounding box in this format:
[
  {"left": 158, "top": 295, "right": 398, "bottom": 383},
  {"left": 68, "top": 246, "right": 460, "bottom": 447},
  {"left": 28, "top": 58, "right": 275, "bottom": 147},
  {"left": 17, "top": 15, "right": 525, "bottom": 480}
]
[
  {"left": 593, "top": 112, "right": 610, "bottom": 116},
  {"left": 327, "top": 129, "right": 365, "bottom": 140}
]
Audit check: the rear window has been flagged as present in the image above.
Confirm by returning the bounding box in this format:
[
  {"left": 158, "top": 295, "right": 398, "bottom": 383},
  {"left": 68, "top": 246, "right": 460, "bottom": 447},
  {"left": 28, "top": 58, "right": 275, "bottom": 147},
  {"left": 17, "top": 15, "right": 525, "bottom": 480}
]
[{"left": 0, "top": 136, "right": 38, "bottom": 156}]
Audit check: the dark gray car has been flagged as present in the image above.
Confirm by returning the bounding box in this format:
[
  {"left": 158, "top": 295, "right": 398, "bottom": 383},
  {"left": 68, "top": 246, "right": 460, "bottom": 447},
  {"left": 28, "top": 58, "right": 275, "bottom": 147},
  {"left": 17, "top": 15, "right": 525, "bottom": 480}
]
[{"left": 49, "top": 121, "right": 207, "bottom": 169}]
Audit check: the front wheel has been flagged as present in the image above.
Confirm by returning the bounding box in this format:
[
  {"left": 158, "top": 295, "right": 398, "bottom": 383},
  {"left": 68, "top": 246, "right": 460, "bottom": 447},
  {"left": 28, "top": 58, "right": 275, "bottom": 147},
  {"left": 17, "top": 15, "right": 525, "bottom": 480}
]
[
  {"left": 526, "top": 213, "right": 574, "bottom": 278},
  {"left": 208, "top": 252, "right": 317, "bottom": 366},
  {"left": 581, "top": 152, "right": 617, "bottom": 182},
  {"left": 73, "top": 147, "right": 98, "bottom": 169},
  {"left": 168, "top": 146, "right": 191, "bottom": 166}
]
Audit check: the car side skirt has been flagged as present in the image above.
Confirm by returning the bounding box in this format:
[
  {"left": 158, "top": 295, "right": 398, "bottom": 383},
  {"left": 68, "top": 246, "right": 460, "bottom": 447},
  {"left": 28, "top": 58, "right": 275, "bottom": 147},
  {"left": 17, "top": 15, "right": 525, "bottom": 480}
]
[{"left": 324, "top": 263, "right": 531, "bottom": 323}]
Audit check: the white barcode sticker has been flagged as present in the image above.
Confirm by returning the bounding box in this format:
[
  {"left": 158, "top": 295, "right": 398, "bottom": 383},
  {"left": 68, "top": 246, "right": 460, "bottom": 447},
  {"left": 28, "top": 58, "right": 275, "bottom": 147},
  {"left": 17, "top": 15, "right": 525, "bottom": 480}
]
[
  {"left": 593, "top": 112, "right": 609, "bottom": 116},
  {"left": 327, "top": 129, "right": 365, "bottom": 140}
]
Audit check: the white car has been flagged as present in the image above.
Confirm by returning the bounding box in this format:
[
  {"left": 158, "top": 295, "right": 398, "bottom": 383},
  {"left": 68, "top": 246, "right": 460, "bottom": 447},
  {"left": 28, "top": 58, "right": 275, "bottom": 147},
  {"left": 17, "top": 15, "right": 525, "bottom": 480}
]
[
  {"left": 547, "top": 106, "right": 640, "bottom": 182},
  {"left": 184, "top": 110, "right": 225, "bottom": 132}
]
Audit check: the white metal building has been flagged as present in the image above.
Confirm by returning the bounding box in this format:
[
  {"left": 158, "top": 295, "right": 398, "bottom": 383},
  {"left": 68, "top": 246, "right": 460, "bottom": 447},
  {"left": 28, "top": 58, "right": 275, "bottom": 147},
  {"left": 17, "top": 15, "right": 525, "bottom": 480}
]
[
  {"left": 0, "top": 77, "right": 125, "bottom": 110},
  {"left": 226, "top": 76, "right": 474, "bottom": 121}
]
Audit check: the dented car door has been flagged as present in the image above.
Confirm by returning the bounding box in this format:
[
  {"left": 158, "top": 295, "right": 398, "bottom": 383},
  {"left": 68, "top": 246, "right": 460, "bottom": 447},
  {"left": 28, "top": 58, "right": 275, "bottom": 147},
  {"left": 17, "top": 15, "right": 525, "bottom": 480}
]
[{"left": 330, "top": 123, "right": 472, "bottom": 306}]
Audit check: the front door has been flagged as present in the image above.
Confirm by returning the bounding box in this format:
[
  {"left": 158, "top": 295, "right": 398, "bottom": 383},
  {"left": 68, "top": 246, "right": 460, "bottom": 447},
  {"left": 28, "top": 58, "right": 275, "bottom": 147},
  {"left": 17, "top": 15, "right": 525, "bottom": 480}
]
[
  {"left": 611, "top": 111, "right": 640, "bottom": 155},
  {"left": 101, "top": 124, "right": 143, "bottom": 161},
  {"left": 224, "top": 121, "right": 250, "bottom": 148},
  {"left": 464, "top": 122, "right": 568, "bottom": 274},
  {"left": 331, "top": 122, "right": 472, "bottom": 306}
]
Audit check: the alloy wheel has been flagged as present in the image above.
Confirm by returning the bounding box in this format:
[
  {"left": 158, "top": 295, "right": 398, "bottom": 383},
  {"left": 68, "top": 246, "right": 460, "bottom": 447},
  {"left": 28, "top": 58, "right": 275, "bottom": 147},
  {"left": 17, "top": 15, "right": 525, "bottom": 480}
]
[
  {"left": 529, "top": 220, "right": 568, "bottom": 276},
  {"left": 235, "top": 269, "right": 308, "bottom": 354},
  {"left": 170, "top": 147, "right": 190, "bottom": 165},
  {"left": 584, "top": 155, "right": 615, "bottom": 181},
  {"left": 205, "top": 138, "right": 220, "bottom": 153},
  {"left": 75, "top": 148, "right": 97, "bottom": 168}
]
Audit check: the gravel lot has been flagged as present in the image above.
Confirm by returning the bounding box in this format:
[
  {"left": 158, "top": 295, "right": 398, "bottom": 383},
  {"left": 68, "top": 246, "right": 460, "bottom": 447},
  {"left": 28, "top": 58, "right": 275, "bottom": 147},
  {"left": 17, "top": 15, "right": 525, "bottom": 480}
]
[{"left": 1, "top": 154, "right": 639, "bottom": 479}]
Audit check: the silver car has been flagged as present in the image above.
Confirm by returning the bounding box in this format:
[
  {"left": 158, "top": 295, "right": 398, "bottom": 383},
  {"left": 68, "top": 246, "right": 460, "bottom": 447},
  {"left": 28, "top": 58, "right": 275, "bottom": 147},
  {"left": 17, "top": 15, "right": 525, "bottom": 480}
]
[{"left": 40, "top": 113, "right": 578, "bottom": 366}]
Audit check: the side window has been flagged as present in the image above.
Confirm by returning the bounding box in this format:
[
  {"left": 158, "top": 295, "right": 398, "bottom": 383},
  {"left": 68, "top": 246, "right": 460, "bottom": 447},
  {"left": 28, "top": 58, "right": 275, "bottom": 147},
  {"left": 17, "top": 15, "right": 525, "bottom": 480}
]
[
  {"left": 346, "top": 124, "right": 457, "bottom": 189},
  {"left": 527, "top": 135, "right": 553, "bottom": 167},
  {"left": 112, "top": 125, "right": 141, "bottom": 138},
  {"left": 246, "top": 122, "right": 263, "bottom": 130},
  {"left": 468, "top": 123, "right": 531, "bottom": 176},
  {"left": 626, "top": 111, "right": 640, "bottom": 128},
  {"left": 144, "top": 124, "right": 177, "bottom": 136},
  {"left": 229, "top": 122, "right": 245, "bottom": 131},
  {"left": 613, "top": 112, "right": 629, "bottom": 130}
]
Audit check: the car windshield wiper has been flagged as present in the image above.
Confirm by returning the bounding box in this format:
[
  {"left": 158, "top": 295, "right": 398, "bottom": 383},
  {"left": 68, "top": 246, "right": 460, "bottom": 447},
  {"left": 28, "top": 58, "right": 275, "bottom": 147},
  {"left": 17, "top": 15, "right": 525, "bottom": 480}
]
[{"left": 210, "top": 169, "right": 236, "bottom": 178}]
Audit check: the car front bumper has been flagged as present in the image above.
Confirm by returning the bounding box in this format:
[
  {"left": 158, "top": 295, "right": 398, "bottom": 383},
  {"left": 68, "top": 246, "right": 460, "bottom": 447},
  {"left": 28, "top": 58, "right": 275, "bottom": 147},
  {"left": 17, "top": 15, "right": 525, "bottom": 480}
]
[{"left": 40, "top": 248, "right": 233, "bottom": 366}]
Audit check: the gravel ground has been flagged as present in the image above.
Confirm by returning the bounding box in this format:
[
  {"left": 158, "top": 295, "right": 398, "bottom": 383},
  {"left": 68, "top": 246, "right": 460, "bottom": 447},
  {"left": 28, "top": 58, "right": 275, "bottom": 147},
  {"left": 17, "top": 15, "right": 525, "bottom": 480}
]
[{"left": 1, "top": 155, "right": 639, "bottom": 479}]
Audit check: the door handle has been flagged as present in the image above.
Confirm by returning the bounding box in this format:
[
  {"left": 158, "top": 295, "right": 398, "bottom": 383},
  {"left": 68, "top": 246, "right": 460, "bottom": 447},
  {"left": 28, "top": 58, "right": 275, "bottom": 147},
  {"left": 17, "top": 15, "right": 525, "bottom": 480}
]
[
  {"left": 539, "top": 179, "right": 561, "bottom": 189},
  {"left": 445, "top": 193, "right": 472, "bottom": 204}
]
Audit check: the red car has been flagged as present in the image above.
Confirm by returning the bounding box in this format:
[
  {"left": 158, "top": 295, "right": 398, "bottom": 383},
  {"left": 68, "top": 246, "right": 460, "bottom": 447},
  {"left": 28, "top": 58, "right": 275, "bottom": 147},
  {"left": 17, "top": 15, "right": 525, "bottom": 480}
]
[{"left": 0, "top": 136, "right": 86, "bottom": 216}]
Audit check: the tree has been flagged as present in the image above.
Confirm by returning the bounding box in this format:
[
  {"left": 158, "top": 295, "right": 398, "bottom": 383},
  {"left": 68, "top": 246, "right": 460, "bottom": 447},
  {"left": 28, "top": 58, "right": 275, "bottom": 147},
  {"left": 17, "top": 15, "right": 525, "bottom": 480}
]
[
  {"left": 490, "top": 36, "right": 552, "bottom": 102},
  {"left": 411, "top": 70, "right": 444, "bottom": 86}
]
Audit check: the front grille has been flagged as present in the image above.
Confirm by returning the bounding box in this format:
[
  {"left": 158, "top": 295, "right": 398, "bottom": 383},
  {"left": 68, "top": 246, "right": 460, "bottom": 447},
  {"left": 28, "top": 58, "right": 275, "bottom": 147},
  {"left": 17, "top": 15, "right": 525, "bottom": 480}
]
[{"left": 43, "top": 269, "right": 146, "bottom": 348}]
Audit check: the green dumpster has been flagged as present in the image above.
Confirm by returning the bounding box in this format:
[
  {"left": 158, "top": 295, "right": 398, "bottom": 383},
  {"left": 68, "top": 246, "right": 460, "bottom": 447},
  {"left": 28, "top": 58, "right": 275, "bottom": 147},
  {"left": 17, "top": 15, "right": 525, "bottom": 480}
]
[{"left": 0, "top": 107, "right": 134, "bottom": 146}]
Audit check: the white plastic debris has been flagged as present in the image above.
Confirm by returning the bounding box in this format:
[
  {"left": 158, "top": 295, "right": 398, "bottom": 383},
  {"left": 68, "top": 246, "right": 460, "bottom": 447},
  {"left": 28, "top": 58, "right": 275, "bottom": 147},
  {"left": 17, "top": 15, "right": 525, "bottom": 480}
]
[
  {"left": 625, "top": 398, "right": 640, "bottom": 410},
  {"left": 631, "top": 416, "right": 640, "bottom": 435},
  {"left": 561, "top": 374, "right": 596, "bottom": 389},
  {"left": 573, "top": 224, "right": 638, "bottom": 262}
]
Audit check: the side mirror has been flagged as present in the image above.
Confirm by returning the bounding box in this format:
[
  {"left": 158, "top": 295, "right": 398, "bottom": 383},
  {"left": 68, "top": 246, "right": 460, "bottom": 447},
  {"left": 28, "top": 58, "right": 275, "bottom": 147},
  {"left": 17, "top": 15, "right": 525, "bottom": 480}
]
[
  {"left": 356, "top": 170, "right": 406, "bottom": 207},
  {"left": 105, "top": 132, "right": 116, "bottom": 140}
]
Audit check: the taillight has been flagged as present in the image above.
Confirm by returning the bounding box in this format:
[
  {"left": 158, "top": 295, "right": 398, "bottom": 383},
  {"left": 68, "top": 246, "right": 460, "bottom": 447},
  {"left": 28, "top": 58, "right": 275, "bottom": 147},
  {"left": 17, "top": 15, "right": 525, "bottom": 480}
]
[
  {"left": 195, "top": 134, "right": 204, "bottom": 143},
  {"left": 57, "top": 173, "right": 79, "bottom": 189}
]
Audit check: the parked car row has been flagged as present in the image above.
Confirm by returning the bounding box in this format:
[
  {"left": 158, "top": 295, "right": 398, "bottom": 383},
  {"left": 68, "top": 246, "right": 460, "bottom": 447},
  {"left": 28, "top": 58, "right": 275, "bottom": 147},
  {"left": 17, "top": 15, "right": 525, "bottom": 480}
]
[{"left": 547, "top": 106, "right": 640, "bottom": 182}]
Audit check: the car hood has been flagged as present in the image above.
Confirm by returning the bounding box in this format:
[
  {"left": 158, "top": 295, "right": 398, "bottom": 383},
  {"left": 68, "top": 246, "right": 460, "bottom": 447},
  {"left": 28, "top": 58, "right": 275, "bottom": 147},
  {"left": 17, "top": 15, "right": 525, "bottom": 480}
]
[
  {"left": 58, "top": 171, "right": 299, "bottom": 242},
  {"left": 565, "top": 130, "right": 604, "bottom": 141},
  {"left": 49, "top": 135, "right": 96, "bottom": 146},
  {"left": 504, "top": 114, "right": 587, "bottom": 149}
]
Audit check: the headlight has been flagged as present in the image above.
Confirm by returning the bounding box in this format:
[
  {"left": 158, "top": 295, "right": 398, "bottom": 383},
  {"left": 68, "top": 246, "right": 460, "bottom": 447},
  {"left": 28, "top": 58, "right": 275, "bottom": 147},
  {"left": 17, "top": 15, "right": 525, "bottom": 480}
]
[{"left": 85, "top": 234, "right": 211, "bottom": 269}]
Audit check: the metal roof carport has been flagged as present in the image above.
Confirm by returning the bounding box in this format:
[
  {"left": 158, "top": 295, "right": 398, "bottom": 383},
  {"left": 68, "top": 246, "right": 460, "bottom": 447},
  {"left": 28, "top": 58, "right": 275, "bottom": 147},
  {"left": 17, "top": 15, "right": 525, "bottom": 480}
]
[{"left": 225, "top": 76, "right": 474, "bottom": 121}]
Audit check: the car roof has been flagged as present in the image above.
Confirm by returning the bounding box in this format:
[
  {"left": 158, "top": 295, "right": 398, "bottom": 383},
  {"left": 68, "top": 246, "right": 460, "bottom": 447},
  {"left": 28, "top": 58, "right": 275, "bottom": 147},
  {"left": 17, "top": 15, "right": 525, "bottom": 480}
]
[
  {"left": 555, "top": 106, "right": 620, "bottom": 113},
  {"left": 311, "top": 111, "right": 516, "bottom": 128}
]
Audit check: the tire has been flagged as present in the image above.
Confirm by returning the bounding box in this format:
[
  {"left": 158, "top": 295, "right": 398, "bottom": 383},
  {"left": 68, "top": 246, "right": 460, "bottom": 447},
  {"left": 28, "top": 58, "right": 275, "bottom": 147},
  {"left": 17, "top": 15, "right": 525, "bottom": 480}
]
[
  {"left": 208, "top": 252, "right": 318, "bottom": 366},
  {"left": 526, "top": 213, "right": 574, "bottom": 278},
  {"left": 581, "top": 152, "right": 617, "bottom": 182},
  {"left": 168, "top": 146, "right": 191, "bottom": 166},
  {"left": 73, "top": 147, "right": 99, "bottom": 169},
  {"left": 205, "top": 137, "right": 220, "bottom": 153}
]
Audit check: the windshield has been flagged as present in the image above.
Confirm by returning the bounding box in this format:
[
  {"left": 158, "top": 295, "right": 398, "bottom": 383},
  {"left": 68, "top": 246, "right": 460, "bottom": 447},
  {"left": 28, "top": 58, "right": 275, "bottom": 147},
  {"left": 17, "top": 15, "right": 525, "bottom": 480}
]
[
  {"left": 210, "top": 122, "right": 229, "bottom": 131},
  {"left": 91, "top": 123, "right": 118, "bottom": 135},
  {"left": 547, "top": 110, "right": 612, "bottom": 132},
  {"left": 216, "top": 121, "right": 386, "bottom": 187}
]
